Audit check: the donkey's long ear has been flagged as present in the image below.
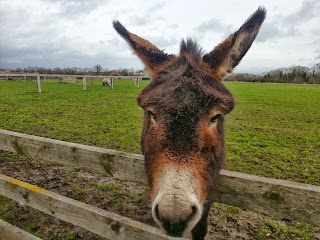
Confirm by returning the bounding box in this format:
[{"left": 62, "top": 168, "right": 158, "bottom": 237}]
[
  {"left": 203, "top": 7, "right": 266, "bottom": 80},
  {"left": 113, "top": 21, "right": 173, "bottom": 79}
]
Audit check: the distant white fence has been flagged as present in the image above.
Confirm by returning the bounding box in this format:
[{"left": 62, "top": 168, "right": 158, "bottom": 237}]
[{"left": 0, "top": 74, "right": 149, "bottom": 92}]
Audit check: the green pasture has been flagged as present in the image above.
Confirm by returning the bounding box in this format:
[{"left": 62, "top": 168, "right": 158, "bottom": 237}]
[{"left": 0, "top": 79, "right": 319, "bottom": 186}]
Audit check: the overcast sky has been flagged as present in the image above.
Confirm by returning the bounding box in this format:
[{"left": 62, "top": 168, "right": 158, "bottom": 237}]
[{"left": 1, "top": 0, "right": 319, "bottom": 74}]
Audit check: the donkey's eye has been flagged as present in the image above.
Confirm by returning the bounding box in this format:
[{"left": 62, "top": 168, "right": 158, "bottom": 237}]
[
  {"left": 208, "top": 114, "right": 221, "bottom": 127},
  {"left": 148, "top": 111, "right": 158, "bottom": 124}
]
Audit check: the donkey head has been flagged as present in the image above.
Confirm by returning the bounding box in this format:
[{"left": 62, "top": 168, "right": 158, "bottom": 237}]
[{"left": 113, "top": 7, "right": 266, "bottom": 238}]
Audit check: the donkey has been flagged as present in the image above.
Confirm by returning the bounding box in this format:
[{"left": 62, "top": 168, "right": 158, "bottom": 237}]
[
  {"left": 113, "top": 7, "right": 266, "bottom": 239},
  {"left": 102, "top": 78, "right": 112, "bottom": 87}
]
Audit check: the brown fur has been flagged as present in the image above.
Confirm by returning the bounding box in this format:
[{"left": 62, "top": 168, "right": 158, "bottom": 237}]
[{"left": 113, "top": 7, "right": 266, "bottom": 239}]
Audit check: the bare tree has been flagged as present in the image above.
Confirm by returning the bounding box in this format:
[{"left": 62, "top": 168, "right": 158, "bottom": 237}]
[
  {"left": 93, "top": 64, "right": 102, "bottom": 75},
  {"left": 310, "top": 63, "right": 320, "bottom": 84}
]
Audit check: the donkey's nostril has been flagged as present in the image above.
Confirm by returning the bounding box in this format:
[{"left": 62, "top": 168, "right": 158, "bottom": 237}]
[
  {"left": 187, "top": 204, "right": 198, "bottom": 221},
  {"left": 191, "top": 205, "right": 197, "bottom": 215},
  {"left": 154, "top": 204, "right": 161, "bottom": 221}
]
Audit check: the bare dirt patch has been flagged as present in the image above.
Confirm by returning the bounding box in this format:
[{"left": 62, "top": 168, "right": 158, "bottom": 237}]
[{"left": 0, "top": 150, "right": 318, "bottom": 240}]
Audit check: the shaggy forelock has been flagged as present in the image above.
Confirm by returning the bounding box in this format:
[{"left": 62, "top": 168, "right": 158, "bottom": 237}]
[
  {"left": 180, "top": 38, "right": 204, "bottom": 60},
  {"left": 137, "top": 39, "right": 234, "bottom": 114}
]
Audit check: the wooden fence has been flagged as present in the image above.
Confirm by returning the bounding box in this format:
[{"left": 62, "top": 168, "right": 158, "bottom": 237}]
[
  {"left": 0, "top": 129, "right": 319, "bottom": 238},
  {"left": 0, "top": 173, "right": 177, "bottom": 240},
  {"left": 0, "top": 219, "right": 41, "bottom": 240}
]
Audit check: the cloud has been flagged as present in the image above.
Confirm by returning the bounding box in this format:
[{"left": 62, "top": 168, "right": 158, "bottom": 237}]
[
  {"left": 128, "top": 16, "right": 150, "bottom": 26},
  {"left": 122, "top": 2, "right": 166, "bottom": 26},
  {"left": 148, "top": 36, "right": 178, "bottom": 50},
  {"left": 311, "top": 40, "right": 320, "bottom": 46},
  {"left": 168, "top": 24, "right": 179, "bottom": 29},
  {"left": 127, "top": 15, "right": 164, "bottom": 26},
  {"left": 313, "top": 48, "right": 320, "bottom": 61},
  {"left": 1, "top": 0, "right": 320, "bottom": 73},
  {"left": 256, "top": 20, "right": 298, "bottom": 42},
  {"left": 146, "top": 2, "right": 166, "bottom": 13},
  {"left": 255, "top": 0, "right": 319, "bottom": 43},
  {"left": 0, "top": 42, "right": 138, "bottom": 70},
  {"left": 194, "top": 18, "right": 233, "bottom": 36},
  {"left": 283, "top": 0, "right": 320, "bottom": 25},
  {"left": 44, "top": 0, "right": 105, "bottom": 18},
  {"left": 256, "top": 0, "right": 320, "bottom": 42}
]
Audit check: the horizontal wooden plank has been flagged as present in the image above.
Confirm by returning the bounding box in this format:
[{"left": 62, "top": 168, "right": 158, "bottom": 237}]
[
  {"left": 0, "top": 129, "right": 319, "bottom": 225},
  {"left": 0, "top": 173, "right": 180, "bottom": 240},
  {"left": 217, "top": 170, "right": 320, "bottom": 225},
  {"left": 0, "top": 129, "right": 146, "bottom": 185},
  {"left": 0, "top": 219, "right": 42, "bottom": 240}
]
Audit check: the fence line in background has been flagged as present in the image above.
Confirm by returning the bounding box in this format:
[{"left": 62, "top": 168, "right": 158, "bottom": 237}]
[
  {"left": 0, "top": 73, "right": 149, "bottom": 79},
  {"left": 0, "top": 73, "right": 147, "bottom": 92}
]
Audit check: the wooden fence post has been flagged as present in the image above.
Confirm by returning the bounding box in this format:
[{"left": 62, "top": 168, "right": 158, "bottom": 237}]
[
  {"left": 83, "top": 76, "right": 87, "bottom": 90},
  {"left": 37, "top": 75, "right": 42, "bottom": 93}
]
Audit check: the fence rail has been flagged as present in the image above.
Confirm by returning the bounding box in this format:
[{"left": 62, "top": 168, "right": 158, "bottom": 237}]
[
  {"left": 0, "top": 129, "right": 319, "bottom": 226},
  {"left": 0, "top": 219, "right": 41, "bottom": 240},
  {"left": 0, "top": 173, "right": 176, "bottom": 240}
]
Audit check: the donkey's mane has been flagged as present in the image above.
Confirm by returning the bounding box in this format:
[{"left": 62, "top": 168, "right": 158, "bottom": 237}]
[{"left": 179, "top": 38, "right": 204, "bottom": 60}]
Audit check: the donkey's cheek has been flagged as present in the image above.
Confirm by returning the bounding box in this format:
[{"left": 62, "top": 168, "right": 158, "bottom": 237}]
[{"left": 199, "top": 126, "right": 219, "bottom": 150}]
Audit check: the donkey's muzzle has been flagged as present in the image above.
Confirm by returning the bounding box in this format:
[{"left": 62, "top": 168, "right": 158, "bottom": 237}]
[
  {"left": 151, "top": 168, "right": 203, "bottom": 236},
  {"left": 153, "top": 202, "right": 199, "bottom": 237}
]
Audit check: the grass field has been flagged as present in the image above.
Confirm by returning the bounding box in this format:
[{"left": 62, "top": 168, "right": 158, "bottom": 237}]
[{"left": 0, "top": 79, "right": 319, "bottom": 186}]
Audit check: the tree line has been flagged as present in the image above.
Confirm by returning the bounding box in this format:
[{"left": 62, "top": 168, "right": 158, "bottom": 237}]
[
  {"left": 10, "top": 64, "right": 145, "bottom": 76},
  {"left": 6, "top": 63, "right": 320, "bottom": 84},
  {"left": 225, "top": 63, "right": 320, "bottom": 84}
]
